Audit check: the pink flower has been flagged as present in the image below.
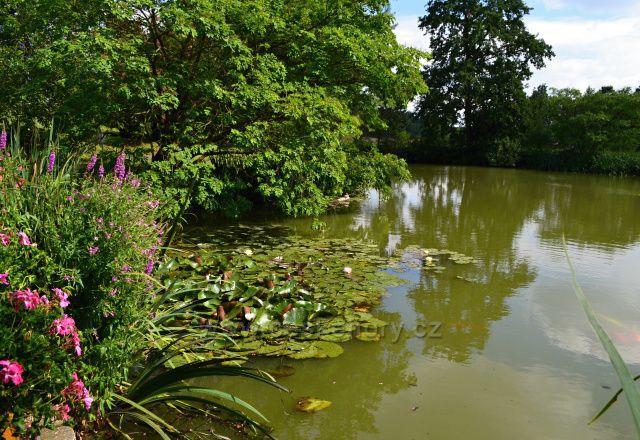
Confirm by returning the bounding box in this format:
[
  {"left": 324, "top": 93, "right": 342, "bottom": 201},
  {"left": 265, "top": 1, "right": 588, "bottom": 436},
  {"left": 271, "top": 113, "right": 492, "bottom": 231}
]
[
  {"left": 0, "top": 272, "right": 8, "bottom": 285},
  {"left": 71, "top": 332, "right": 82, "bottom": 356},
  {"left": 53, "top": 288, "right": 70, "bottom": 308},
  {"left": 47, "top": 150, "right": 56, "bottom": 173},
  {"left": 0, "top": 360, "right": 25, "bottom": 386},
  {"left": 109, "top": 289, "right": 117, "bottom": 297},
  {"left": 145, "top": 259, "right": 154, "bottom": 275},
  {"left": 87, "top": 246, "right": 99, "bottom": 255},
  {"left": 0, "top": 233, "right": 10, "bottom": 246},
  {"left": 86, "top": 154, "right": 98, "bottom": 172},
  {"left": 62, "top": 373, "right": 93, "bottom": 410},
  {"left": 51, "top": 315, "right": 77, "bottom": 336},
  {"left": 11, "top": 288, "right": 45, "bottom": 310},
  {"left": 17, "top": 232, "right": 32, "bottom": 246},
  {"left": 53, "top": 403, "right": 71, "bottom": 421},
  {"left": 0, "top": 129, "right": 7, "bottom": 150},
  {"left": 51, "top": 315, "right": 82, "bottom": 356}
]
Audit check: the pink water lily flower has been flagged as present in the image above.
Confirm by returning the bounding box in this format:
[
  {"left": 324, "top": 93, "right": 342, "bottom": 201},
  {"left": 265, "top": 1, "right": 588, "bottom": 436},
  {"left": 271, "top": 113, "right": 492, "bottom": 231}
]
[{"left": 0, "top": 360, "right": 25, "bottom": 386}]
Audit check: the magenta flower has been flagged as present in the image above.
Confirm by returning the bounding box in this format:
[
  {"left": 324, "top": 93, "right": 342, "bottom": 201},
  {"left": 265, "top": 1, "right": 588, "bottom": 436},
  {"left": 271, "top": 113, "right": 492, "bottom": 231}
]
[
  {"left": 98, "top": 163, "right": 105, "bottom": 178},
  {"left": 0, "top": 272, "right": 8, "bottom": 285},
  {"left": 0, "top": 129, "right": 6, "bottom": 150},
  {"left": 71, "top": 332, "right": 82, "bottom": 356},
  {"left": 48, "top": 150, "right": 56, "bottom": 173},
  {"left": 17, "top": 232, "right": 32, "bottom": 246},
  {"left": 62, "top": 373, "right": 93, "bottom": 410},
  {"left": 86, "top": 154, "right": 97, "bottom": 172},
  {"left": 0, "top": 233, "right": 9, "bottom": 246},
  {"left": 53, "top": 403, "right": 71, "bottom": 421},
  {"left": 0, "top": 360, "right": 24, "bottom": 386},
  {"left": 145, "top": 259, "right": 154, "bottom": 275},
  {"left": 51, "top": 315, "right": 77, "bottom": 336},
  {"left": 51, "top": 315, "right": 83, "bottom": 356},
  {"left": 87, "top": 246, "right": 99, "bottom": 255},
  {"left": 114, "top": 151, "right": 126, "bottom": 180},
  {"left": 53, "top": 288, "right": 70, "bottom": 308},
  {"left": 11, "top": 288, "right": 45, "bottom": 310}
]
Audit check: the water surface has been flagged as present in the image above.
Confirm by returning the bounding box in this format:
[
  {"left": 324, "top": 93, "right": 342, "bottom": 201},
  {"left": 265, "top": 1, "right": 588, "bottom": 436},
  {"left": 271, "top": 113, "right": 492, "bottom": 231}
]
[{"left": 201, "top": 165, "right": 640, "bottom": 439}]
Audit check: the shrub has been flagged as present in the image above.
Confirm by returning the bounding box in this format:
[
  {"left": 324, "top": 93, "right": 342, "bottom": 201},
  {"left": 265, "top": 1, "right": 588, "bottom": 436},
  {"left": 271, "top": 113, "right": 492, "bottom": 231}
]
[{"left": 0, "top": 133, "right": 165, "bottom": 436}]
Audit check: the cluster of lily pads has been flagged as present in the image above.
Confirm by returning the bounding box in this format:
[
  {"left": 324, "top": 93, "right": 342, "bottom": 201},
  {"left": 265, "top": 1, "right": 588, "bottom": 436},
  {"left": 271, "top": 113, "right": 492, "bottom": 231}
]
[
  {"left": 396, "top": 245, "right": 478, "bottom": 275},
  {"left": 160, "top": 226, "right": 404, "bottom": 360}
]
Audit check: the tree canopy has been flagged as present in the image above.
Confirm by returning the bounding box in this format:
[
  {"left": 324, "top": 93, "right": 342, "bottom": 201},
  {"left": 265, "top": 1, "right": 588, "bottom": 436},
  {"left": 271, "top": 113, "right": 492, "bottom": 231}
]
[
  {"left": 417, "top": 0, "right": 553, "bottom": 165},
  {"left": 0, "top": 0, "right": 427, "bottom": 216}
]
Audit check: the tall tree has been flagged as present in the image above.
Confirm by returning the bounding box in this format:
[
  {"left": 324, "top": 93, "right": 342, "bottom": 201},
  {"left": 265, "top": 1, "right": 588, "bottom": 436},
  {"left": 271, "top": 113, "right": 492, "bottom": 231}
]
[
  {"left": 417, "top": 0, "right": 553, "bottom": 165},
  {"left": 0, "top": 0, "right": 427, "bottom": 216}
]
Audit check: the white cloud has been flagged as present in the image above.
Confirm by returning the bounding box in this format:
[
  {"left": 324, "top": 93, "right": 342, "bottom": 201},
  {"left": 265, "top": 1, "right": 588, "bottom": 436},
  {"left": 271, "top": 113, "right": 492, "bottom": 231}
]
[
  {"left": 394, "top": 15, "right": 430, "bottom": 52},
  {"left": 526, "top": 16, "right": 640, "bottom": 90},
  {"left": 393, "top": 13, "right": 640, "bottom": 93}
]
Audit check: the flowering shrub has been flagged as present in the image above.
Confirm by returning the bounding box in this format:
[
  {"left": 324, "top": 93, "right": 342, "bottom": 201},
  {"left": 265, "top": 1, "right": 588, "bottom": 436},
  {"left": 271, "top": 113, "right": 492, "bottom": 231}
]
[{"left": 0, "top": 135, "right": 165, "bottom": 436}]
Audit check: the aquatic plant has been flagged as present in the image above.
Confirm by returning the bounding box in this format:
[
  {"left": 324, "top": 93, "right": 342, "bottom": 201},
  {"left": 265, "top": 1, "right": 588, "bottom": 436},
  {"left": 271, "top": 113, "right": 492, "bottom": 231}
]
[
  {"left": 159, "top": 226, "right": 404, "bottom": 359},
  {"left": 563, "top": 237, "right": 640, "bottom": 435}
]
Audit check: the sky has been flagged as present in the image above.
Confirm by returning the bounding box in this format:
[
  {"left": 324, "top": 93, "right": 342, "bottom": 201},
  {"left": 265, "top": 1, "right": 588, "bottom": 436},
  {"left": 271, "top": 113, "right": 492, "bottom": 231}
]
[{"left": 390, "top": 0, "right": 640, "bottom": 91}]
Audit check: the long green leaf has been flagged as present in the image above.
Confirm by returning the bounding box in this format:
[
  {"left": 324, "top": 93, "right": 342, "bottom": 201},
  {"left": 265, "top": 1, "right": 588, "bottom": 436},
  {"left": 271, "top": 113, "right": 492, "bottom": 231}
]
[
  {"left": 109, "top": 410, "right": 172, "bottom": 440},
  {"left": 129, "top": 365, "right": 287, "bottom": 401},
  {"left": 139, "top": 385, "right": 270, "bottom": 422},
  {"left": 111, "top": 393, "right": 179, "bottom": 433},
  {"left": 591, "top": 375, "right": 640, "bottom": 425},
  {"left": 563, "top": 236, "right": 640, "bottom": 434},
  {"left": 141, "top": 394, "right": 276, "bottom": 439}
]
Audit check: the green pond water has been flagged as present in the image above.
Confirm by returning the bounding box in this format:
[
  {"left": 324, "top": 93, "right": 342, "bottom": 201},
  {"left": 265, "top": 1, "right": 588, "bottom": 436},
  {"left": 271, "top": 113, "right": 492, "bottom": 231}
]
[{"left": 195, "top": 165, "right": 640, "bottom": 439}]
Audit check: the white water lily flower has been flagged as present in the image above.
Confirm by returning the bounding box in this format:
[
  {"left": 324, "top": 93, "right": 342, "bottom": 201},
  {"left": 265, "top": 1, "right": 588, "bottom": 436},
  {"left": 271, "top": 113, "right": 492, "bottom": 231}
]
[
  {"left": 343, "top": 267, "right": 352, "bottom": 274},
  {"left": 426, "top": 256, "right": 433, "bottom": 263},
  {"left": 244, "top": 249, "right": 253, "bottom": 256},
  {"left": 244, "top": 312, "right": 256, "bottom": 321}
]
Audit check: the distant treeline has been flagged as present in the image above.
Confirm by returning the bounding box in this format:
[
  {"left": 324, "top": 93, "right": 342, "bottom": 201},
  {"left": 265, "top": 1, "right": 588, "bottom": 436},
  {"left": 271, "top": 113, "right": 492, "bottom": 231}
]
[{"left": 379, "top": 86, "right": 640, "bottom": 176}]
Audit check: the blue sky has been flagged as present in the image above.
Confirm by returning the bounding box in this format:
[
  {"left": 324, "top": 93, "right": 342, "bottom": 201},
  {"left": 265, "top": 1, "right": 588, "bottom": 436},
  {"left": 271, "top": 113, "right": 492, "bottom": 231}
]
[{"left": 390, "top": 0, "right": 640, "bottom": 90}]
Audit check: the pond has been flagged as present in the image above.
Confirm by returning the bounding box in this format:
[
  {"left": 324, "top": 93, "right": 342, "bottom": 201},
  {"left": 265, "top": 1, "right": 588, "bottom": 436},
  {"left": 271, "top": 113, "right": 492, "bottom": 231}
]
[{"left": 195, "top": 165, "right": 640, "bottom": 439}]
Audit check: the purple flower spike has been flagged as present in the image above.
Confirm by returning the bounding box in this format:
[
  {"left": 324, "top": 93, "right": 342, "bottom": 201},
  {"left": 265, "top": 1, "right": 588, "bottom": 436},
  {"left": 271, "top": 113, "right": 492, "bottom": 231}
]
[
  {"left": 0, "top": 129, "right": 6, "bottom": 150},
  {"left": 114, "top": 152, "right": 126, "bottom": 180},
  {"left": 48, "top": 151, "right": 56, "bottom": 173},
  {"left": 87, "top": 154, "right": 97, "bottom": 172},
  {"left": 98, "top": 163, "right": 105, "bottom": 178}
]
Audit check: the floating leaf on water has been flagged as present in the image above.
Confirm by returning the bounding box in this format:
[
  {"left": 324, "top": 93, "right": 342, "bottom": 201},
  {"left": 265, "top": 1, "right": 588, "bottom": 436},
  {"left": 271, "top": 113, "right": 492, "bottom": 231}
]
[
  {"left": 296, "top": 397, "right": 332, "bottom": 413},
  {"left": 356, "top": 332, "right": 381, "bottom": 342}
]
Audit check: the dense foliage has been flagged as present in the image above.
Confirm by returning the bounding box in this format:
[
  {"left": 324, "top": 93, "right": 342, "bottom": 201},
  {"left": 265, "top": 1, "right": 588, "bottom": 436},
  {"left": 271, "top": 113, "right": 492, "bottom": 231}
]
[
  {"left": 517, "top": 86, "right": 640, "bottom": 174},
  {"left": 416, "top": 0, "right": 553, "bottom": 164},
  {"left": 0, "top": 0, "right": 426, "bottom": 217},
  {"left": 0, "top": 133, "right": 164, "bottom": 435}
]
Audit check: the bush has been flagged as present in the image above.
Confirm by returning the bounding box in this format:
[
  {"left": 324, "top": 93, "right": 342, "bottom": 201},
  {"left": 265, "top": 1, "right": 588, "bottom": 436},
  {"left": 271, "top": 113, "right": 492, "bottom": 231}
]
[{"left": 0, "top": 134, "right": 165, "bottom": 436}]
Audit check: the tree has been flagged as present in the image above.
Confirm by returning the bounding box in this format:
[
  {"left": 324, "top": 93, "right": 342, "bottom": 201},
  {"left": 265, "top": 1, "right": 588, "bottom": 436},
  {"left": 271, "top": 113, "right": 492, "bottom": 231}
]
[
  {"left": 0, "top": 0, "right": 427, "bottom": 216},
  {"left": 417, "top": 0, "right": 553, "bottom": 165}
]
